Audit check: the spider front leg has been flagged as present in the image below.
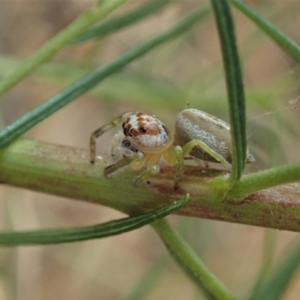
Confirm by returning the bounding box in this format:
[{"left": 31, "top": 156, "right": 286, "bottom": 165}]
[
  {"left": 104, "top": 153, "right": 143, "bottom": 177},
  {"left": 182, "top": 139, "right": 232, "bottom": 170},
  {"left": 104, "top": 151, "right": 159, "bottom": 186},
  {"left": 90, "top": 111, "right": 136, "bottom": 163}
]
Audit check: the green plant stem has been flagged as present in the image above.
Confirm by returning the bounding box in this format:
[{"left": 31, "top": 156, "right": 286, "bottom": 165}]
[
  {"left": 227, "top": 162, "right": 300, "bottom": 200},
  {"left": 152, "top": 219, "right": 235, "bottom": 300},
  {"left": 210, "top": 0, "right": 246, "bottom": 183},
  {"left": 1, "top": 139, "right": 300, "bottom": 232},
  {"left": 0, "top": 0, "right": 129, "bottom": 97},
  {"left": 230, "top": 0, "right": 300, "bottom": 64},
  {"left": 0, "top": 8, "right": 209, "bottom": 150}
]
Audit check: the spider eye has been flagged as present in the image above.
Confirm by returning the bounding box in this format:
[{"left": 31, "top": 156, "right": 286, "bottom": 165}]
[
  {"left": 139, "top": 126, "right": 147, "bottom": 134},
  {"left": 128, "top": 128, "right": 138, "bottom": 137}
]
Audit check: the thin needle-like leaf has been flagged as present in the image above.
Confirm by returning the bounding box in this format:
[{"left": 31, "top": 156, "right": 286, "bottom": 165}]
[
  {"left": 0, "top": 0, "right": 129, "bottom": 97},
  {"left": 210, "top": 0, "right": 246, "bottom": 183},
  {"left": 0, "top": 195, "right": 188, "bottom": 246},
  {"left": 152, "top": 219, "right": 235, "bottom": 300},
  {"left": 72, "top": 0, "right": 173, "bottom": 44},
  {"left": 230, "top": 0, "right": 300, "bottom": 64}
]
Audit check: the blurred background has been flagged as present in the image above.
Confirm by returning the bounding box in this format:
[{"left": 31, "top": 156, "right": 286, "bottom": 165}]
[{"left": 0, "top": 0, "right": 300, "bottom": 299}]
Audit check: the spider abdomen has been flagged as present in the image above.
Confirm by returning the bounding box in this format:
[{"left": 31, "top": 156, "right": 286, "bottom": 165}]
[{"left": 175, "top": 108, "right": 254, "bottom": 164}]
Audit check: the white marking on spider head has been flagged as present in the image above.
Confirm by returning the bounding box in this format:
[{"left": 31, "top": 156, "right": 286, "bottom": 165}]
[{"left": 122, "top": 112, "right": 172, "bottom": 152}]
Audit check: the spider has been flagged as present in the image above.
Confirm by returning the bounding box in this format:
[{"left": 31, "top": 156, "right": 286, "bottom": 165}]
[{"left": 90, "top": 108, "right": 255, "bottom": 189}]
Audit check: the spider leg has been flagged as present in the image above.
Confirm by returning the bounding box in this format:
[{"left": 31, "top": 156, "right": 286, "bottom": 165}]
[
  {"left": 132, "top": 153, "right": 160, "bottom": 186},
  {"left": 133, "top": 165, "right": 160, "bottom": 186},
  {"left": 90, "top": 111, "right": 136, "bottom": 163},
  {"left": 105, "top": 151, "right": 159, "bottom": 186},
  {"left": 104, "top": 152, "right": 143, "bottom": 178},
  {"left": 167, "top": 146, "right": 184, "bottom": 190},
  {"left": 182, "top": 140, "right": 232, "bottom": 170}
]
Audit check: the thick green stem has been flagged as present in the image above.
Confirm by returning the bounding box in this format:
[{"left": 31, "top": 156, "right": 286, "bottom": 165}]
[
  {"left": 1, "top": 138, "right": 300, "bottom": 232},
  {"left": 227, "top": 162, "right": 300, "bottom": 200}
]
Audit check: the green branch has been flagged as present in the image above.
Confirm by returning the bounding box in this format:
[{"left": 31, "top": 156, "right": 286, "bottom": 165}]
[
  {"left": 227, "top": 162, "right": 300, "bottom": 200},
  {"left": 1, "top": 138, "right": 300, "bottom": 232}
]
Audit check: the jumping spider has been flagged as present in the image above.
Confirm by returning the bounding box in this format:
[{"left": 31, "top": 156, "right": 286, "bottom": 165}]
[{"left": 90, "top": 108, "right": 255, "bottom": 189}]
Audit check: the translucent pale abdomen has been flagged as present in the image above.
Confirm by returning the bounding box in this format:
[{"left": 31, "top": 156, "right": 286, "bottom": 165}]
[{"left": 175, "top": 108, "right": 254, "bottom": 164}]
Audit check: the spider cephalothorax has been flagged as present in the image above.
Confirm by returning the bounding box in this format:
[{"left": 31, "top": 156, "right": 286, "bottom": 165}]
[
  {"left": 122, "top": 112, "right": 173, "bottom": 152},
  {"left": 90, "top": 109, "right": 255, "bottom": 189}
]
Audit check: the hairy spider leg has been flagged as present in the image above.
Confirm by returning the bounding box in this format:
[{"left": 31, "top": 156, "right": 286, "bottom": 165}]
[
  {"left": 90, "top": 111, "right": 136, "bottom": 163},
  {"left": 182, "top": 139, "right": 232, "bottom": 170},
  {"left": 160, "top": 139, "right": 233, "bottom": 189}
]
